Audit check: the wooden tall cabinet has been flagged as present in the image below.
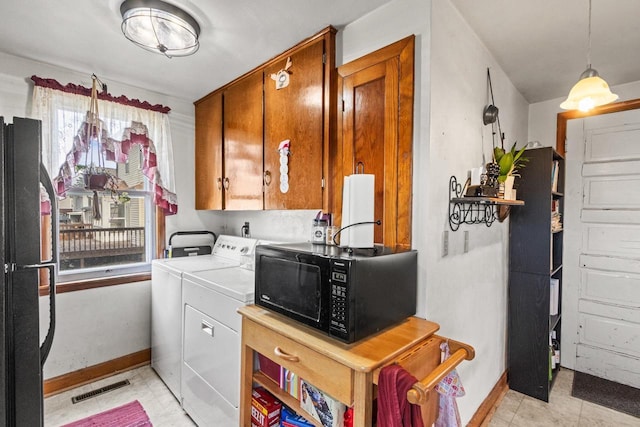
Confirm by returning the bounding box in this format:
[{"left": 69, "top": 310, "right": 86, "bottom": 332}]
[
  {"left": 194, "top": 27, "right": 336, "bottom": 211},
  {"left": 335, "top": 35, "right": 415, "bottom": 249},
  {"left": 508, "top": 146, "right": 565, "bottom": 402}
]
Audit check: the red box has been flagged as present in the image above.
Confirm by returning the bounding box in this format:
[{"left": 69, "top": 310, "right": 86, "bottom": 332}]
[
  {"left": 258, "top": 353, "right": 281, "bottom": 384},
  {"left": 251, "top": 387, "right": 282, "bottom": 427}
]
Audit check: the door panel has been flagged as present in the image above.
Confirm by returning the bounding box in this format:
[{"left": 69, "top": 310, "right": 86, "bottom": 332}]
[
  {"left": 583, "top": 176, "right": 640, "bottom": 208},
  {"left": 586, "top": 124, "right": 640, "bottom": 161},
  {"left": 564, "top": 110, "right": 640, "bottom": 388},
  {"left": 263, "top": 39, "right": 324, "bottom": 209},
  {"left": 582, "top": 224, "right": 640, "bottom": 257},
  {"left": 195, "top": 92, "right": 223, "bottom": 210},
  {"left": 337, "top": 36, "right": 414, "bottom": 249},
  {"left": 343, "top": 63, "right": 388, "bottom": 244},
  {"left": 223, "top": 72, "right": 264, "bottom": 210}
]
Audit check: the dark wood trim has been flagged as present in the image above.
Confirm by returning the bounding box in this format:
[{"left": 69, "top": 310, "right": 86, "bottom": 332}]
[
  {"left": 39, "top": 273, "right": 150, "bottom": 297},
  {"left": 195, "top": 26, "right": 338, "bottom": 106},
  {"left": 156, "top": 205, "right": 166, "bottom": 259},
  {"left": 556, "top": 98, "right": 640, "bottom": 156},
  {"left": 337, "top": 35, "right": 415, "bottom": 77},
  {"left": 468, "top": 371, "right": 508, "bottom": 427},
  {"left": 43, "top": 348, "right": 151, "bottom": 397}
]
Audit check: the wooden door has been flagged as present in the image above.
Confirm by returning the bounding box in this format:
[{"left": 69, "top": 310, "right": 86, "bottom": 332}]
[
  {"left": 263, "top": 39, "right": 325, "bottom": 210},
  {"left": 336, "top": 36, "right": 414, "bottom": 249},
  {"left": 194, "top": 92, "right": 223, "bottom": 210},
  {"left": 564, "top": 109, "right": 640, "bottom": 388},
  {"left": 223, "top": 72, "right": 264, "bottom": 210}
]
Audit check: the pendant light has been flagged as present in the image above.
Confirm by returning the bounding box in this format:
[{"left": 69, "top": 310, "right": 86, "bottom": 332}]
[
  {"left": 560, "top": 0, "right": 617, "bottom": 111},
  {"left": 120, "top": 0, "right": 200, "bottom": 58}
]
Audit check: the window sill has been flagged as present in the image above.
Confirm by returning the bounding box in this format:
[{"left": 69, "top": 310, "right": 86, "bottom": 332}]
[{"left": 39, "top": 273, "right": 151, "bottom": 296}]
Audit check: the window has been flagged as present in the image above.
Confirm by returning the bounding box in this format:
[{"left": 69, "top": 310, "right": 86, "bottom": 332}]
[
  {"left": 53, "top": 114, "right": 154, "bottom": 281},
  {"left": 32, "top": 77, "right": 177, "bottom": 283}
]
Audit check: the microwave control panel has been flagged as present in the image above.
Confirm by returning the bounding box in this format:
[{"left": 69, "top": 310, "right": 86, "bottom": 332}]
[{"left": 329, "top": 260, "right": 350, "bottom": 339}]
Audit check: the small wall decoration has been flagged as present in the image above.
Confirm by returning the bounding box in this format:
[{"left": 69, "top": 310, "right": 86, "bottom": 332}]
[
  {"left": 270, "top": 57, "right": 292, "bottom": 90},
  {"left": 278, "top": 139, "right": 290, "bottom": 193}
]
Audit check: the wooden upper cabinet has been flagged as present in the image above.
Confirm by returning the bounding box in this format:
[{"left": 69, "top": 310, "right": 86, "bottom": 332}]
[
  {"left": 194, "top": 92, "right": 223, "bottom": 210},
  {"left": 263, "top": 38, "right": 326, "bottom": 210},
  {"left": 194, "top": 26, "right": 336, "bottom": 211},
  {"left": 335, "top": 36, "right": 415, "bottom": 250},
  {"left": 223, "top": 71, "right": 264, "bottom": 210}
]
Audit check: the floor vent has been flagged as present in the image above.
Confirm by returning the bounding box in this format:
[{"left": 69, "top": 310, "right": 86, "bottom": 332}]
[{"left": 71, "top": 379, "right": 130, "bottom": 404}]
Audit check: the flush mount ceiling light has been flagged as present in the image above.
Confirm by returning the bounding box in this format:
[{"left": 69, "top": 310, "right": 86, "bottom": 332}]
[
  {"left": 560, "top": 0, "right": 617, "bottom": 111},
  {"left": 120, "top": 0, "right": 200, "bottom": 58}
]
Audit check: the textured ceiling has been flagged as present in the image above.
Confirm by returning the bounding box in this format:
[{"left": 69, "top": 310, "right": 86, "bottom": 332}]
[
  {"left": 450, "top": 0, "right": 640, "bottom": 103},
  {"left": 0, "top": 0, "right": 391, "bottom": 101},
  {"left": 1, "top": 1, "right": 638, "bottom": 104}
]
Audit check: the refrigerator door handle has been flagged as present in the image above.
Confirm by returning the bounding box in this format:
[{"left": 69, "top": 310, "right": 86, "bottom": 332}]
[
  {"left": 39, "top": 162, "right": 58, "bottom": 366},
  {"left": 39, "top": 263, "right": 56, "bottom": 366},
  {"left": 40, "top": 163, "right": 58, "bottom": 265},
  {"left": 16, "top": 262, "right": 57, "bottom": 365}
]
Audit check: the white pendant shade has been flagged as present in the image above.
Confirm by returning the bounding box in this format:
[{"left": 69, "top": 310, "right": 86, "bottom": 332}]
[
  {"left": 121, "top": 0, "right": 200, "bottom": 57},
  {"left": 560, "top": 70, "right": 618, "bottom": 112},
  {"left": 560, "top": 0, "right": 618, "bottom": 111}
]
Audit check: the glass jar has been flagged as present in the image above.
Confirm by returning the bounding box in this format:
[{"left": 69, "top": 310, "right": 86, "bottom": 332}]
[{"left": 311, "top": 219, "right": 328, "bottom": 244}]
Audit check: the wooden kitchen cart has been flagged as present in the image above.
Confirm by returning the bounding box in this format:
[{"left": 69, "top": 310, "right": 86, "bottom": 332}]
[{"left": 238, "top": 305, "right": 475, "bottom": 426}]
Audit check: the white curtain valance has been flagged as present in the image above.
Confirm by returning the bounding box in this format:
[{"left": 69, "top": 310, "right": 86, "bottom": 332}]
[{"left": 31, "top": 80, "right": 177, "bottom": 214}]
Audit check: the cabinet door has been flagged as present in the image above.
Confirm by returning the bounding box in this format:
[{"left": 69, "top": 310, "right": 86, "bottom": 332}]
[
  {"left": 337, "top": 36, "right": 414, "bottom": 249},
  {"left": 263, "top": 39, "right": 325, "bottom": 210},
  {"left": 223, "top": 72, "right": 264, "bottom": 210},
  {"left": 195, "top": 92, "right": 223, "bottom": 210}
]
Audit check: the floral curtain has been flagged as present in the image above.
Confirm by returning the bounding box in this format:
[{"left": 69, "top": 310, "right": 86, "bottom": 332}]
[{"left": 30, "top": 76, "right": 178, "bottom": 215}]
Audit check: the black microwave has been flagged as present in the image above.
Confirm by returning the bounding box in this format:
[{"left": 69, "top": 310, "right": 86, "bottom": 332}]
[{"left": 254, "top": 242, "right": 418, "bottom": 343}]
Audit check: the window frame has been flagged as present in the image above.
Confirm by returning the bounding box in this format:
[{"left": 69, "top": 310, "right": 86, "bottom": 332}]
[{"left": 39, "top": 209, "right": 164, "bottom": 296}]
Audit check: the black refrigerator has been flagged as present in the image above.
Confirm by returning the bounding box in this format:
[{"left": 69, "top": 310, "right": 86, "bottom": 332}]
[{"left": 1, "top": 117, "right": 57, "bottom": 426}]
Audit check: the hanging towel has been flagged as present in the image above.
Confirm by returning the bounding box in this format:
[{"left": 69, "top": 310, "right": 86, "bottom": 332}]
[
  {"left": 435, "top": 343, "right": 465, "bottom": 427},
  {"left": 377, "top": 364, "right": 424, "bottom": 427}
]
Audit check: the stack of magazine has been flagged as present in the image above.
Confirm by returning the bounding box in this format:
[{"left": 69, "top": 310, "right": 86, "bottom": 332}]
[{"left": 551, "top": 199, "right": 562, "bottom": 232}]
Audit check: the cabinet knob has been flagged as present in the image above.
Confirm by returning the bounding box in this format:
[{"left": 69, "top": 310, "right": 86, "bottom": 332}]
[
  {"left": 223, "top": 177, "right": 230, "bottom": 190},
  {"left": 274, "top": 346, "right": 299, "bottom": 362},
  {"left": 264, "top": 170, "right": 272, "bottom": 186},
  {"left": 217, "top": 177, "right": 222, "bottom": 190}
]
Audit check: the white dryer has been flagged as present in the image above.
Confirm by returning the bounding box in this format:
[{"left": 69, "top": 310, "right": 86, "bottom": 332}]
[
  {"left": 150, "top": 235, "right": 257, "bottom": 401},
  {"left": 181, "top": 263, "right": 255, "bottom": 426}
]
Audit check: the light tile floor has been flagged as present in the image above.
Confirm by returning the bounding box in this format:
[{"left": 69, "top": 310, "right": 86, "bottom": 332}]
[
  {"left": 489, "top": 369, "right": 639, "bottom": 427},
  {"left": 44, "top": 365, "right": 195, "bottom": 427},
  {"left": 45, "top": 366, "right": 639, "bottom": 427}
]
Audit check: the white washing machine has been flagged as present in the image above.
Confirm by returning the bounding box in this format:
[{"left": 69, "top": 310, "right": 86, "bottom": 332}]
[
  {"left": 150, "top": 235, "right": 257, "bottom": 401},
  {"left": 181, "top": 263, "right": 256, "bottom": 426}
]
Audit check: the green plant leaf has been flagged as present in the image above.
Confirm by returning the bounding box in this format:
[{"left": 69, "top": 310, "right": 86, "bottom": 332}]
[{"left": 498, "top": 151, "right": 514, "bottom": 176}]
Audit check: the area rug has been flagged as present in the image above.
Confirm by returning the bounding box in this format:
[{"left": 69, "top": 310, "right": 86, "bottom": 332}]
[
  {"left": 62, "top": 400, "right": 153, "bottom": 427},
  {"left": 572, "top": 371, "right": 640, "bottom": 418}
]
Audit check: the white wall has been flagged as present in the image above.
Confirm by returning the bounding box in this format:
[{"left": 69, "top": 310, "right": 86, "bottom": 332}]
[
  {"left": 38, "top": 282, "right": 151, "bottom": 378},
  {"left": 342, "top": 0, "right": 529, "bottom": 423}
]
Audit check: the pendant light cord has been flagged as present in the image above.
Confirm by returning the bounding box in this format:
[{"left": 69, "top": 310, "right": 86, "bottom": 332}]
[{"left": 587, "top": 0, "right": 592, "bottom": 68}]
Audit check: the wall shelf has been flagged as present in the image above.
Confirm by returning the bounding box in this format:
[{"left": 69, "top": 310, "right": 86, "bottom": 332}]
[{"left": 448, "top": 176, "right": 524, "bottom": 231}]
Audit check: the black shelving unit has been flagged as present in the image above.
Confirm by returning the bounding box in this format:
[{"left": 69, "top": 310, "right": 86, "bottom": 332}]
[{"left": 508, "top": 146, "right": 564, "bottom": 402}]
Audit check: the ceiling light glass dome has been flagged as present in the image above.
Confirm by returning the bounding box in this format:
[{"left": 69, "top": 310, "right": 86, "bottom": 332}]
[{"left": 120, "top": 0, "right": 200, "bottom": 58}]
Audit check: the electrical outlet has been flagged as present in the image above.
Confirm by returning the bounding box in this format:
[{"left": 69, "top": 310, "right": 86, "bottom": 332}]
[
  {"left": 442, "top": 230, "right": 449, "bottom": 257},
  {"left": 464, "top": 230, "right": 469, "bottom": 253}
]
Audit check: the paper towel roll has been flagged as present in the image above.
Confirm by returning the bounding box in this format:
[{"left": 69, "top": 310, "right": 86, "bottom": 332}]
[{"left": 340, "top": 174, "right": 375, "bottom": 248}]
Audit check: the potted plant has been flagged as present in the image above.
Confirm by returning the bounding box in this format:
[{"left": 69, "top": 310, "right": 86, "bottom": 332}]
[{"left": 493, "top": 142, "right": 528, "bottom": 199}]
